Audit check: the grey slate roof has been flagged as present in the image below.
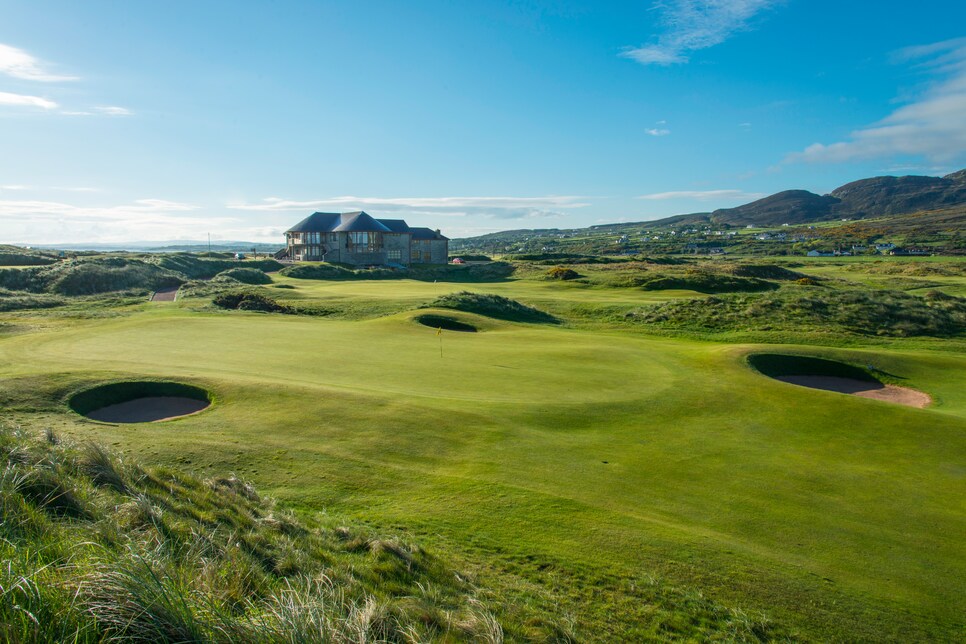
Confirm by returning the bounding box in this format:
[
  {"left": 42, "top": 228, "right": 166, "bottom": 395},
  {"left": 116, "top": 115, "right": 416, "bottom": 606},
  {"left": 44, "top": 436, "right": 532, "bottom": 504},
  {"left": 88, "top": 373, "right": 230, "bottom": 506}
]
[
  {"left": 286, "top": 212, "right": 447, "bottom": 239},
  {"left": 285, "top": 211, "right": 392, "bottom": 234},
  {"left": 410, "top": 227, "right": 449, "bottom": 241},
  {"left": 377, "top": 219, "right": 411, "bottom": 233}
]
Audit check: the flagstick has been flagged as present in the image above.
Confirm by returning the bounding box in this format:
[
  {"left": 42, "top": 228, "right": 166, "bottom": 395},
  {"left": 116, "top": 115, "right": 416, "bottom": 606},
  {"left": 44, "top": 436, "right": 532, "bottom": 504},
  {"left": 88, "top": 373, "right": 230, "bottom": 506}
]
[{"left": 439, "top": 333, "right": 443, "bottom": 358}]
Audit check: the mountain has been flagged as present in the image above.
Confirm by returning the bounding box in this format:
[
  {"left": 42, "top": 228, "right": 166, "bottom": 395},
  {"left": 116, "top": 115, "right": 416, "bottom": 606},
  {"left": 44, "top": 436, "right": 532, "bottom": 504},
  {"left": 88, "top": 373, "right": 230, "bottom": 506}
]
[
  {"left": 708, "top": 190, "right": 841, "bottom": 226},
  {"left": 707, "top": 169, "right": 966, "bottom": 227}
]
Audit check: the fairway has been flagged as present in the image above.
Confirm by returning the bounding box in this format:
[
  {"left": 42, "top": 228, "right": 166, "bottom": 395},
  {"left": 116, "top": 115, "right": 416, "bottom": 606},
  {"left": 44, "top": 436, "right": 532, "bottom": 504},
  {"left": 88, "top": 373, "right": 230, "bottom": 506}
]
[{"left": 2, "top": 272, "right": 965, "bottom": 641}]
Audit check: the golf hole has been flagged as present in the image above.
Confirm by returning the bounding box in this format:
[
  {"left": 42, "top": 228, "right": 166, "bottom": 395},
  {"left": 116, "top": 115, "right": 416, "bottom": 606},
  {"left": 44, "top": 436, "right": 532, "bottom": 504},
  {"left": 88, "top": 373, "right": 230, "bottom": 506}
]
[
  {"left": 69, "top": 381, "right": 212, "bottom": 423},
  {"left": 414, "top": 314, "right": 478, "bottom": 333},
  {"left": 747, "top": 353, "right": 931, "bottom": 408}
]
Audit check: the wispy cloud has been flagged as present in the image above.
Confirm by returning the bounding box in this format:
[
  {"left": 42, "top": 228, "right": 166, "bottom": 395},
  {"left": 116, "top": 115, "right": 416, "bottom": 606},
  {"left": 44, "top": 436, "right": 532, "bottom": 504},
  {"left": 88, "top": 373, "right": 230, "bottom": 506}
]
[
  {"left": 0, "top": 91, "right": 57, "bottom": 109},
  {"left": 0, "top": 198, "right": 236, "bottom": 243},
  {"left": 0, "top": 43, "right": 77, "bottom": 82},
  {"left": 227, "top": 195, "right": 592, "bottom": 220},
  {"left": 623, "top": 1, "right": 782, "bottom": 66},
  {"left": 645, "top": 128, "right": 671, "bottom": 136},
  {"left": 95, "top": 105, "right": 132, "bottom": 116},
  {"left": 638, "top": 189, "right": 765, "bottom": 201},
  {"left": 790, "top": 38, "right": 966, "bottom": 164}
]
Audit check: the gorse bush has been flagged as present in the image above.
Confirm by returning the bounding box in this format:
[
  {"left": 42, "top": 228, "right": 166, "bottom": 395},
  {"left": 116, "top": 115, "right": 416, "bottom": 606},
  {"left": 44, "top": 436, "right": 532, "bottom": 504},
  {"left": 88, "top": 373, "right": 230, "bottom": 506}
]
[
  {"left": 546, "top": 266, "right": 580, "bottom": 280},
  {"left": 0, "top": 424, "right": 507, "bottom": 642},
  {"left": 426, "top": 291, "right": 559, "bottom": 324}
]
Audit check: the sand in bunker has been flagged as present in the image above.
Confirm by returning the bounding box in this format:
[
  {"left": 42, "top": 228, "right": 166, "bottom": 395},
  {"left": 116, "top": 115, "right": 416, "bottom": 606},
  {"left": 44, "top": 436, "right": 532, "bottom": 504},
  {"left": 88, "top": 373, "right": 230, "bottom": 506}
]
[
  {"left": 776, "top": 376, "right": 931, "bottom": 408},
  {"left": 86, "top": 397, "right": 209, "bottom": 423}
]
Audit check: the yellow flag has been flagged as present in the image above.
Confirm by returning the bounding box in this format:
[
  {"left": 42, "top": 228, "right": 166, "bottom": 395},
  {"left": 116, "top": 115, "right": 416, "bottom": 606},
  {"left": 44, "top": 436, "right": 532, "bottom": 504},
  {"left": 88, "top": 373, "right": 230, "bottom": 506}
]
[{"left": 436, "top": 327, "right": 442, "bottom": 336}]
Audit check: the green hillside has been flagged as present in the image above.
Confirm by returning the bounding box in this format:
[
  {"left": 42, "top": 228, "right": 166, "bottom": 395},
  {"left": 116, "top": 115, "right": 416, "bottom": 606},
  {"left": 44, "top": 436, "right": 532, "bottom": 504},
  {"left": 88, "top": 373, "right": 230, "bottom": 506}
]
[{"left": 1, "top": 252, "right": 964, "bottom": 641}]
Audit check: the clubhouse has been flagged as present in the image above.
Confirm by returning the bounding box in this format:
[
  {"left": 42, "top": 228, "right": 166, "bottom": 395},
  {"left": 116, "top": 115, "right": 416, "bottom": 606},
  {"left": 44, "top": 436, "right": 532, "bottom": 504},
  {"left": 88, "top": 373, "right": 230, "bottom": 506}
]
[{"left": 280, "top": 211, "right": 449, "bottom": 266}]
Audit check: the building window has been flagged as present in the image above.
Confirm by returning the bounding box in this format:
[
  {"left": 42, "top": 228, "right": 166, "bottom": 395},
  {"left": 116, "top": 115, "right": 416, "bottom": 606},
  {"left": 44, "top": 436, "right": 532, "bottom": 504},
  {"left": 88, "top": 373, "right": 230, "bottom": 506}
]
[
  {"left": 388, "top": 250, "right": 401, "bottom": 260},
  {"left": 347, "top": 231, "right": 380, "bottom": 252},
  {"left": 411, "top": 248, "right": 421, "bottom": 261}
]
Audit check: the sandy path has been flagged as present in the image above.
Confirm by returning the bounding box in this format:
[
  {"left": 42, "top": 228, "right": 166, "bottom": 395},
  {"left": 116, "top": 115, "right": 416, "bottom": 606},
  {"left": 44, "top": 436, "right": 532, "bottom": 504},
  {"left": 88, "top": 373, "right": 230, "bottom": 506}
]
[
  {"left": 776, "top": 376, "right": 931, "bottom": 408},
  {"left": 86, "top": 396, "right": 210, "bottom": 423},
  {"left": 151, "top": 286, "right": 179, "bottom": 301}
]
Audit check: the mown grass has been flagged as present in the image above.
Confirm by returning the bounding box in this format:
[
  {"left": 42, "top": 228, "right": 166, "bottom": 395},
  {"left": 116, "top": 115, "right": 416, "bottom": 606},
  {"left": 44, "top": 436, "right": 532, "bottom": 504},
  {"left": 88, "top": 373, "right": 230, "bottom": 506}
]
[{"left": 0, "top": 254, "right": 964, "bottom": 641}]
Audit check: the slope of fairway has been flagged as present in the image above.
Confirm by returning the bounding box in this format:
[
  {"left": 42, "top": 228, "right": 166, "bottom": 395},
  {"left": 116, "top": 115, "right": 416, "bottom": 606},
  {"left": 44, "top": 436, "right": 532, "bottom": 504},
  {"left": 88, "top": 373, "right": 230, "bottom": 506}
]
[{"left": 1, "top": 298, "right": 964, "bottom": 640}]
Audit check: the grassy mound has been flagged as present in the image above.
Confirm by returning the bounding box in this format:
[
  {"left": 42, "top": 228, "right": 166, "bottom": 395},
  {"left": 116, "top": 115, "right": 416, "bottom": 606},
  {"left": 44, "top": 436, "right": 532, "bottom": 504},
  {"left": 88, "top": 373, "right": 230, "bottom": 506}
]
[
  {"left": 281, "top": 262, "right": 515, "bottom": 283},
  {"left": 631, "top": 288, "right": 966, "bottom": 337},
  {"left": 213, "top": 291, "right": 289, "bottom": 313},
  {"left": 414, "top": 314, "right": 479, "bottom": 332},
  {"left": 747, "top": 354, "right": 879, "bottom": 382},
  {"left": 640, "top": 273, "right": 777, "bottom": 294},
  {"left": 425, "top": 291, "right": 558, "bottom": 324},
  {"left": 214, "top": 267, "right": 274, "bottom": 285},
  {"left": 0, "top": 258, "right": 183, "bottom": 296},
  {"left": 0, "top": 246, "right": 58, "bottom": 266},
  {"left": 152, "top": 254, "right": 283, "bottom": 279},
  {"left": 68, "top": 381, "right": 212, "bottom": 417},
  {"left": 0, "top": 425, "right": 505, "bottom": 642},
  {"left": 727, "top": 264, "right": 809, "bottom": 281}
]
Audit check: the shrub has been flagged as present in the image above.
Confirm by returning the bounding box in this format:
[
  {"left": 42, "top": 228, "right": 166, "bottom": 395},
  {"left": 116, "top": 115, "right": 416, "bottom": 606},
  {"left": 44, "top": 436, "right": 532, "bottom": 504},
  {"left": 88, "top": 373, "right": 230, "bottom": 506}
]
[
  {"left": 546, "top": 266, "right": 580, "bottom": 281},
  {"left": 213, "top": 292, "right": 288, "bottom": 313},
  {"left": 796, "top": 277, "right": 817, "bottom": 286}
]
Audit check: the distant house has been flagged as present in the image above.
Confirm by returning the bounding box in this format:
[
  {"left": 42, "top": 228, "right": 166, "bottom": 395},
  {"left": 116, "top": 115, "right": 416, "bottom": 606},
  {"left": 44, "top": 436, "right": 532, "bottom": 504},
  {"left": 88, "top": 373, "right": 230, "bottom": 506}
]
[
  {"left": 806, "top": 250, "right": 835, "bottom": 257},
  {"left": 280, "top": 211, "right": 448, "bottom": 266}
]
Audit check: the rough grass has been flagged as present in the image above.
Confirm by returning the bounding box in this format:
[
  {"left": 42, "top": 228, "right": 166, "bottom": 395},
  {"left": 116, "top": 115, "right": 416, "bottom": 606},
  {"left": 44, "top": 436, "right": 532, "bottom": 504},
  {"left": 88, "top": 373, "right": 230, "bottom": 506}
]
[
  {"left": 214, "top": 267, "right": 274, "bottom": 285},
  {"left": 281, "top": 261, "right": 515, "bottom": 283},
  {"left": 425, "top": 291, "right": 559, "bottom": 324},
  {"left": 0, "top": 424, "right": 510, "bottom": 643},
  {"left": 631, "top": 287, "right": 966, "bottom": 336}
]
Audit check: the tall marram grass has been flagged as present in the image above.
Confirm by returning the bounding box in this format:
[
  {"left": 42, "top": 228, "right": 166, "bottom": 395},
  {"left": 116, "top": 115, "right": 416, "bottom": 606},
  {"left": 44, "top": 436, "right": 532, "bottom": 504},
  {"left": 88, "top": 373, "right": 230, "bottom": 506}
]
[{"left": 0, "top": 422, "right": 508, "bottom": 643}]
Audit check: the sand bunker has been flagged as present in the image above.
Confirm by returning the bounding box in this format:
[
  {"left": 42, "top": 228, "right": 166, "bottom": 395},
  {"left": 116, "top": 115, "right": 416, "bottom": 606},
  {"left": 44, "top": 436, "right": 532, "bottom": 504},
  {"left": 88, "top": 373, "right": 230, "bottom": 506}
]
[
  {"left": 85, "top": 396, "right": 210, "bottom": 423},
  {"left": 70, "top": 381, "right": 211, "bottom": 423},
  {"left": 775, "top": 376, "right": 931, "bottom": 408},
  {"left": 414, "top": 314, "right": 478, "bottom": 332},
  {"left": 748, "top": 353, "right": 931, "bottom": 409}
]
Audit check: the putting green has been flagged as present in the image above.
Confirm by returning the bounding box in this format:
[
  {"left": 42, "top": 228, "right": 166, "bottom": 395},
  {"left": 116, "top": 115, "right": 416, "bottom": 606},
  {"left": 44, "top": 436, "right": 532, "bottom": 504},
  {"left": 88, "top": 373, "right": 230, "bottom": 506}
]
[{"left": 1, "top": 297, "right": 964, "bottom": 640}]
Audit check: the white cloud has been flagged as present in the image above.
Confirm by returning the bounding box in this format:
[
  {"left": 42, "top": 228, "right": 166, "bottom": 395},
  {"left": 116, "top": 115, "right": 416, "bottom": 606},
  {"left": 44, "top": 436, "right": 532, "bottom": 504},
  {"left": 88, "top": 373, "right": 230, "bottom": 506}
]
[
  {"left": 1, "top": 185, "right": 31, "bottom": 191},
  {"left": 0, "top": 197, "right": 238, "bottom": 244},
  {"left": 645, "top": 128, "right": 671, "bottom": 136},
  {"left": 0, "top": 43, "right": 77, "bottom": 82},
  {"left": 227, "top": 195, "right": 592, "bottom": 220},
  {"left": 638, "top": 189, "right": 765, "bottom": 201},
  {"left": 0, "top": 91, "right": 57, "bottom": 109},
  {"left": 790, "top": 38, "right": 966, "bottom": 164},
  {"left": 623, "top": 0, "right": 782, "bottom": 66},
  {"left": 95, "top": 105, "right": 132, "bottom": 116}
]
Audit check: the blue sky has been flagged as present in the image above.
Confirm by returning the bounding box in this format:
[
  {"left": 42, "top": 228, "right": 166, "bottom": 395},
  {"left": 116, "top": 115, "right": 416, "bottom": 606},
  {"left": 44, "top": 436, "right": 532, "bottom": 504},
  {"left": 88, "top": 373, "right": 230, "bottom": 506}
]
[{"left": 1, "top": 0, "right": 964, "bottom": 243}]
